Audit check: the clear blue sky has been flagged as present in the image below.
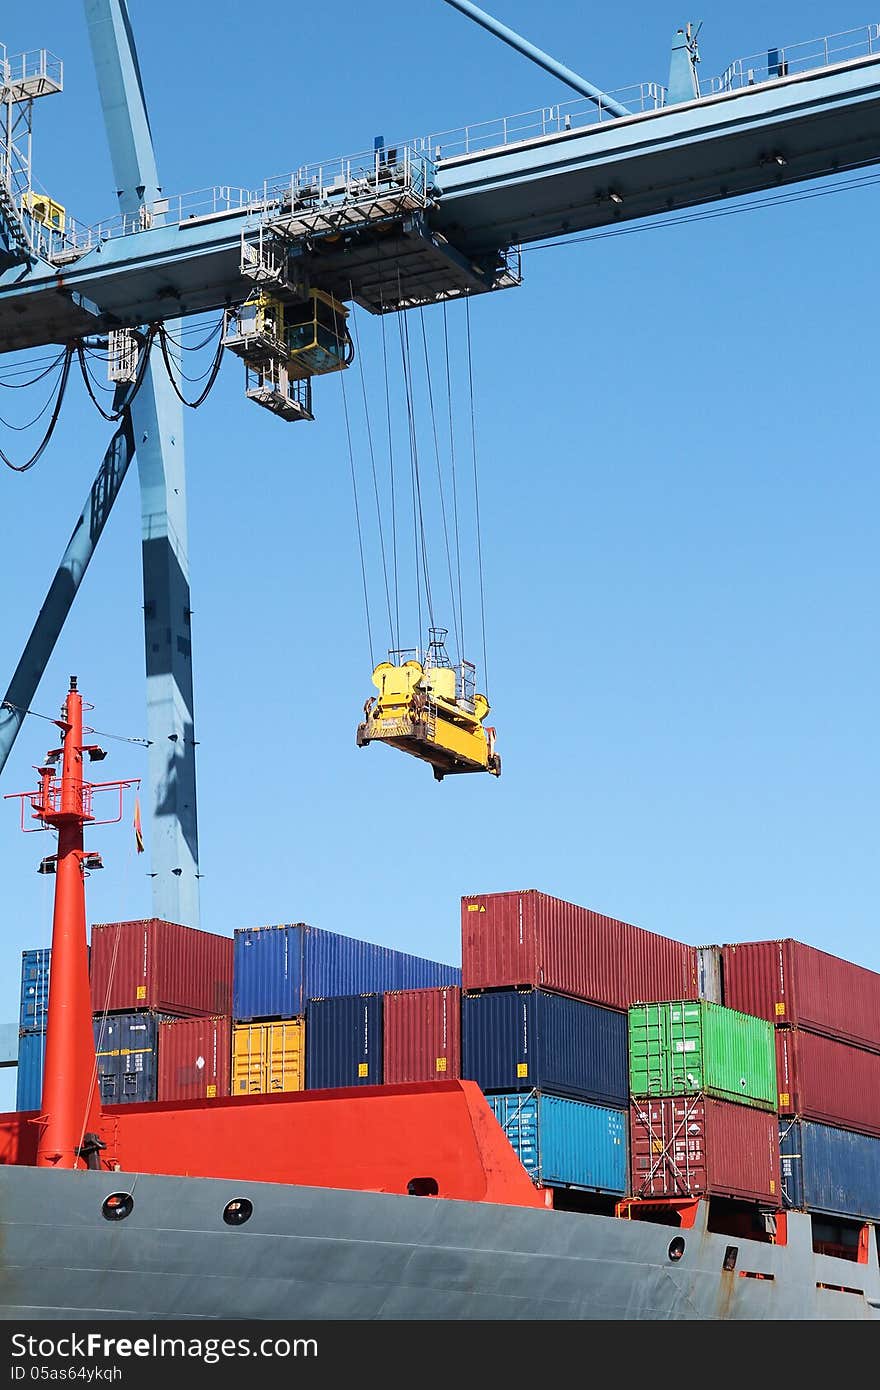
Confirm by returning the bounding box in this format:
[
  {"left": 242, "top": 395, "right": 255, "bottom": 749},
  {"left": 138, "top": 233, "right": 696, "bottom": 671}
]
[{"left": 1, "top": 1, "right": 878, "bottom": 1109}]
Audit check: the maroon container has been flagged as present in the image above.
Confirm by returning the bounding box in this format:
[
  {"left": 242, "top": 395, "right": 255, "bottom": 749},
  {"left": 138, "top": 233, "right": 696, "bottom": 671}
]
[
  {"left": 157, "top": 1015, "right": 231, "bottom": 1102},
  {"left": 775, "top": 1028, "right": 880, "bottom": 1137},
  {"left": 90, "top": 919, "right": 233, "bottom": 1018},
  {"left": 383, "top": 986, "right": 461, "bottom": 1084},
  {"left": 722, "top": 939, "right": 880, "bottom": 1054},
  {"left": 462, "top": 890, "right": 697, "bottom": 1009},
  {"left": 630, "top": 1095, "right": 781, "bottom": 1205}
]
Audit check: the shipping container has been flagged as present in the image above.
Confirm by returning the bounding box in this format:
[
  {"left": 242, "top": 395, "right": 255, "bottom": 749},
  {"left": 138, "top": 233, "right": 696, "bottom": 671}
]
[
  {"left": 775, "top": 1028, "right": 880, "bottom": 1137},
  {"left": 90, "top": 919, "right": 233, "bottom": 1018},
  {"left": 93, "top": 1011, "right": 165, "bottom": 1105},
  {"left": 231, "top": 1019, "right": 305, "bottom": 1095},
  {"left": 487, "top": 1091, "right": 628, "bottom": 1193},
  {"left": 158, "top": 1015, "right": 231, "bottom": 1102},
  {"left": 461, "top": 891, "right": 697, "bottom": 1009},
  {"left": 695, "top": 946, "right": 723, "bottom": 1003},
  {"left": 383, "top": 986, "right": 461, "bottom": 1084},
  {"left": 722, "top": 938, "right": 880, "bottom": 1053},
  {"left": 15, "top": 1030, "right": 45, "bottom": 1111},
  {"left": 306, "top": 994, "right": 383, "bottom": 1089},
  {"left": 779, "top": 1118, "right": 880, "bottom": 1222},
  {"left": 233, "top": 923, "right": 460, "bottom": 1022},
  {"left": 462, "top": 988, "right": 628, "bottom": 1105},
  {"left": 629, "top": 1094, "right": 780, "bottom": 1205},
  {"left": 628, "top": 1000, "right": 776, "bottom": 1110},
  {"left": 19, "top": 949, "right": 51, "bottom": 1033}
]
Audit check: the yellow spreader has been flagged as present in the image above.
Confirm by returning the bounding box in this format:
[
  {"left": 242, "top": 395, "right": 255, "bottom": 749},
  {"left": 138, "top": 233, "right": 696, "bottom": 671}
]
[{"left": 356, "top": 638, "right": 500, "bottom": 783}]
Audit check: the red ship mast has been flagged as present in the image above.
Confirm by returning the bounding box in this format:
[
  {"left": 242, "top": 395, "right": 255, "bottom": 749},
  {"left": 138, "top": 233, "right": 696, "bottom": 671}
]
[{"left": 5, "top": 677, "right": 138, "bottom": 1169}]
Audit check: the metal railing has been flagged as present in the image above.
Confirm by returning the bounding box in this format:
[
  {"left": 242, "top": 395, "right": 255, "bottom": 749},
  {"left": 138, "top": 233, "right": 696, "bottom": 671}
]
[
  {"left": 701, "top": 23, "right": 880, "bottom": 95},
  {"left": 0, "top": 48, "right": 63, "bottom": 97},
  {"left": 419, "top": 82, "right": 666, "bottom": 161}
]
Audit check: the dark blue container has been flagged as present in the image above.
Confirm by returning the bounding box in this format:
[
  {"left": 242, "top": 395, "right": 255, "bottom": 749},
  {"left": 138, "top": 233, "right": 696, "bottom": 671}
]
[
  {"left": 487, "top": 1091, "right": 628, "bottom": 1193},
  {"left": 306, "top": 994, "right": 383, "bottom": 1089},
  {"left": 94, "top": 1012, "right": 164, "bottom": 1105},
  {"left": 16, "top": 1030, "right": 46, "bottom": 1111},
  {"left": 780, "top": 1118, "right": 880, "bottom": 1221},
  {"left": 233, "top": 923, "right": 461, "bottom": 1022},
  {"left": 462, "top": 988, "right": 628, "bottom": 1105},
  {"left": 19, "top": 949, "right": 51, "bottom": 1033}
]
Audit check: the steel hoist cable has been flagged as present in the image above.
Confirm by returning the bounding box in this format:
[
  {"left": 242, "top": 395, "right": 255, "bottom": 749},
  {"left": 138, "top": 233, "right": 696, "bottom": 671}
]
[
  {"left": 350, "top": 289, "right": 395, "bottom": 651},
  {"left": 397, "top": 300, "right": 435, "bottom": 638},
  {"left": 418, "top": 306, "right": 462, "bottom": 666},
  {"left": 443, "top": 301, "right": 466, "bottom": 666},
  {"left": 333, "top": 299, "right": 375, "bottom": 669},
  {"left": 465, "top": 297, "right": 489, "bottom": 695}
]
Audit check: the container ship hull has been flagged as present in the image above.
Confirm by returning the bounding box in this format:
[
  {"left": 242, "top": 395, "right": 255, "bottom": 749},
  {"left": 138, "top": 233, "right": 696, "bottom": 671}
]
[{"left": 0, "top": 1167, "right": 877, "bottom": 1321}]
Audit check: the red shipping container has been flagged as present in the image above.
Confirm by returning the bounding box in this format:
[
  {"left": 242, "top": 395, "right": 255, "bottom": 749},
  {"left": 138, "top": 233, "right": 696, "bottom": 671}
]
[
  {"left": 775, "top": 1028, "right": 880, "bottom": 1137},
  {"left": 383, "top": 986, "right": 461, "bottom": 1084},
  {"left": 462, "top": 890, "right": 697, "bottom": 1010},
  {"left": 630, "top": 1095, "right": 780, "bottom": 1205},
  {"left": 90, "top": 919, "right": 233, "bottom": 1018},
  {"left": 722, "top": 939, "right": 880, "bottom": 1054},
  {"left": 158, "top": 1015, "right": 231, "bottom": 1102}
]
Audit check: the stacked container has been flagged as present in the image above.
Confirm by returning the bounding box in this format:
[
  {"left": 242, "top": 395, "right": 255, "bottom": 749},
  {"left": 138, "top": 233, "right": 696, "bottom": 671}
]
[
  {"left": 16, "top": 949, "right": 51, "bottom": 1111},
  {"left": 383, "top": 986, "right": 461, "bottom": 1084},
  {"left": 233, "top": 923, "right": 460, "bottom": 1095},
  {"left": 627, "top": 1000, "right": 780, "bottom": 1205},
  {"left": 721, "top": 938, "right": 880, "bottom": 1220}
]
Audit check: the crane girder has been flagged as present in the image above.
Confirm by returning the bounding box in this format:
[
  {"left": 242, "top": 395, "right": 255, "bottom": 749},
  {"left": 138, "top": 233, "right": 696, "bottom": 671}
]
[{"left": 1, "top": 49, "right": 880, "bottom": 353}]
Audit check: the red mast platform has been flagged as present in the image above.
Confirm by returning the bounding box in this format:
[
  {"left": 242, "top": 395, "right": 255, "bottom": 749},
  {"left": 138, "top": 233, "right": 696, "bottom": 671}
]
[{"left": 5, "top": 677, "right": 138, "bottom": 1169}]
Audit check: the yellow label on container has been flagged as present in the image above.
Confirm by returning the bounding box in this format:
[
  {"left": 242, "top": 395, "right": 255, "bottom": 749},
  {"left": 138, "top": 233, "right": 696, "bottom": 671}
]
[
  {"left": 652, "top": 1139, "right": 663, "bottom": 1155},
  {"left": 775, "top": 1002, "right": 786, "bottom": 1016},
  {"left": 206, "top": 1084, "right": 216, "bottom": 1098},
  {"left": 779, "top": 1092, "right": 790, "bottom": 1108},
  {"left": 136, "top": 986, "right": 147, "bottom": 1000},
  {"left": 358, "top": 1062, "right": 369, "bottom": 1077},
  {"left": 770, "top": 1180, "right": 776, "bottom": 1193},
  {"left": 467, "top": 903, "right": 485, "bottom": 912},
  {"left": 435, "top": 1057, "right": 447, "bottom": 1073},
  {"left": 516, "top": 1063, "right": 528, "bottom": 1078}
]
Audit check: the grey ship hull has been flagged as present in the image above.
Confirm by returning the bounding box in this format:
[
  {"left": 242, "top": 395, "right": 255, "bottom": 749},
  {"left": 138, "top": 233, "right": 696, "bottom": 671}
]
[{"left": 0, "top": 1167, "right": 877, "bottom": 1320}]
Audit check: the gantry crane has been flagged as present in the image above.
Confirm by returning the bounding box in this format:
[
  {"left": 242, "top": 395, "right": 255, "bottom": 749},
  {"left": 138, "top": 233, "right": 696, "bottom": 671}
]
[{"left": 3, "top": 2, "right": 880, "bottom": 923}]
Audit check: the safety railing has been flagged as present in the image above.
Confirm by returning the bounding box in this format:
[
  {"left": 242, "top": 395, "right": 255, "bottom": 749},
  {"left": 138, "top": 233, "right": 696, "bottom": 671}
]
[
  {"left": 263, "top": 144, "right": 435, "bottom": 216},
  {"left": 420, "top": 82, "right": 666, "bottom": 161},
  {"left": 701, "top": 23, "right": 880, "bottom": 95},
  {"left": 0, "top": 48, "right": 63, "bottom": 97}
]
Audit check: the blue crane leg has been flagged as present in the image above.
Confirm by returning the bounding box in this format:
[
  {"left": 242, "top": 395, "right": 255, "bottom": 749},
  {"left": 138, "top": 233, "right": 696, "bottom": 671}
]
[
  {"left": 0, "top": 413, "right": 134, "bottom": 776},
  {"left": 85, "top": 0, "right": 201, "bottom": 926},
  {"left": 441, "top": 0, "right": 630, "bottom": 116}
]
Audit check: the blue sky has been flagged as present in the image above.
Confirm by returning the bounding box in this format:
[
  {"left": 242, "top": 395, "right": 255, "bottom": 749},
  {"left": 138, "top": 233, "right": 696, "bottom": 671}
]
[{"left": 0, "top": 1, "right": 878, "bottom": 1109}]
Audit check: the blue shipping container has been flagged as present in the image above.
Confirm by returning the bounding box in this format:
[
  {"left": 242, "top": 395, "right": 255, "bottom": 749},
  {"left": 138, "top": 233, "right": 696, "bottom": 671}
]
[
  {"left": 462, "top": 988, "right": 628, "bottom": 1105},
  {"left": 780, "top": 1118, "right": 880, "bottom": 1221},
  {"left": 19, "top": 949, "right": 51, "bottom": 1033},
  {"left": 16, "top": 1030, "right": 46, "bottom": 1111},
  {"left": 94, "top": 1012, "right": 163, "bottom": 1105},
  {"left": 487, "top": 1091, "right": 628, "bottom": 1193},
  {"left": 233, "top": 923, "right": 461, "bottom": 1022},
  {"left": 306, "top": 994, "right": 383, "bottom": 1089}
]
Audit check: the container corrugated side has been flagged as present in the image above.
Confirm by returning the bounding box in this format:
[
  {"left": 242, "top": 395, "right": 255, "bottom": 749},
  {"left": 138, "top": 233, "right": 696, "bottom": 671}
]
[
  {"left": 487, "top": 1092, "right": 628, "bottom": 1193},
  {"left": 157, "top": 1015, "right": 231, "bottom": 1102},
  {"left": 461, "top": 890, "right": 697, "bottom": 1009},
  {"left": 306, "top": 994, "right": 383, "bottom": 1089},
  {"left": 629, "top": 1094, "right": 780, "bottom": 1204},
  {"left": 722, "top": 939, "right": 880, "bottom": 1053},
  {"left": 383, "top": 986, "right": 461, "bottom": 1083},
  {"left": 462, "top": 988, "right": 628, "bottom": 1105},
  {"left": 780, "top": 1118, "right": 880, "bottom": 1221},
  {"left": 775, "top": 1028, "right": 880, "bottom": 1136},
  {"left": 15, "top": 1030, "right": 45, "bottom": 1111},
  {"left": 231, "top": 1019, "right": 305, "bottom": 1095},
  {"left": 19, "top": 949, "right": 51, "bottom": 1033},
  {"left": 90, "top": 919, "right": 233, "bottom": 1017},
  {"left": 233, "top": 923, "right": 461, "bottom": 1022},
  {"left": 628, "top": 1001, "right": 776, "bottom": 1110},
  {"left": 93, "top": 1011, "right": 164, "bottom": 1105}
]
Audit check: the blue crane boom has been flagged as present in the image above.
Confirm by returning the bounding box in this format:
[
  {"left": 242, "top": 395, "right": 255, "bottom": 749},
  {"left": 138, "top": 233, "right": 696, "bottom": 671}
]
[{"left": 1, "top": 25, "right": 880, "bottom": 353}]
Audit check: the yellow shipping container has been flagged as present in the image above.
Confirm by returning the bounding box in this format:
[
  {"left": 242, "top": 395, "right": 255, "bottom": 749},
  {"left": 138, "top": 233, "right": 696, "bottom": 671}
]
[{"left": 232, "top": 1018, "right": 305, "bottom": 1095}]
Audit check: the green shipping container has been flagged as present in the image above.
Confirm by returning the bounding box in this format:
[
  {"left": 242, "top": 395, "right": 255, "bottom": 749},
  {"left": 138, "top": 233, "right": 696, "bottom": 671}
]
[{"left": 628, "top": 1000, "right": 776, "bottom": 1111}]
